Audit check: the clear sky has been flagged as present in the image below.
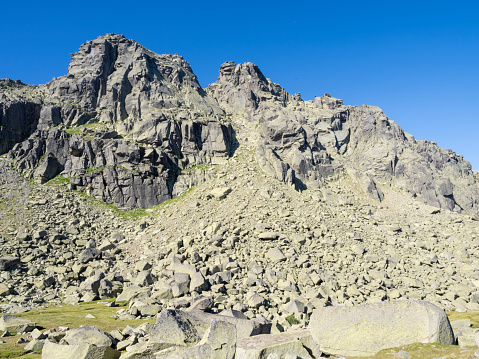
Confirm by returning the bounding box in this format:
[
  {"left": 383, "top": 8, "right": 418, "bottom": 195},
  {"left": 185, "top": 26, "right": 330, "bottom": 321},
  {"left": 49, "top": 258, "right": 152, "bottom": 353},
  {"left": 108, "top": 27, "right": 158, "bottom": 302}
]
[{"left": 2, "top": 1, "right": 478, "bottom": 169}]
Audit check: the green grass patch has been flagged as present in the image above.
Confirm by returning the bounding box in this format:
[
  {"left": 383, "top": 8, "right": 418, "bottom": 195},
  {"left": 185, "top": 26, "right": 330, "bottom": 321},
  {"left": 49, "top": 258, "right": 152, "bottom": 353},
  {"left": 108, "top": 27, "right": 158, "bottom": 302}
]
[
  {"left": 71, "top": 179, "right": 197, "bottom": 219},
  {"left": 45, "top": 175, "right": 70, "bottom": 186},
  {"left": 156, "top": 186, "right": 196, "bottom": 209},
  {"left": 285, "top": 314, "right": 299, "bottom": 326},
  {"left": 351, "top": 342, "right": 473, "bottom": 359},
  {"left": 84, "top": 166, "right": 105, "bottom": 174},
  {"left": 15, "top": 299, "right": 150, "bottom": 332},
  {"left": 0, "top": 349, "right": 40, "bottom": 359},
  {"left": 116, "top": 165, "right": 141, "bottom": 174},
  {"left": 447, "top": 310, "right": 479, "bottom": 327},
  {"left": 64, "top": 122, "right": 103, "bottom": 136},
  {"left": 181, "top": 163, "right": 210, "bottom": 173},
  {"left": 73, "top": 191, "right": 148, "bottom": 220},
  {"left": 0, "top": 299, "right": 153, "bottom": 358},
  {"left": 64, "top": 128, "right": 81, "bottom": 135}
]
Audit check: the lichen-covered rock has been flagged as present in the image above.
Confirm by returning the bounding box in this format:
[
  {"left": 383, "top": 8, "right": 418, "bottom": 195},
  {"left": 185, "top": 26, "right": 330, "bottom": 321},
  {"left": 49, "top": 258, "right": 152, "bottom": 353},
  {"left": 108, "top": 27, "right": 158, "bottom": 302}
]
[
  {"left": 235, "top": 329, "right": 320, "bottom": 359},
  {"left": 309, "top": 300, "right": 455, "bottom": 357},
  {"left": 61, "top": 326, "right": 114, "bottom": 348}
]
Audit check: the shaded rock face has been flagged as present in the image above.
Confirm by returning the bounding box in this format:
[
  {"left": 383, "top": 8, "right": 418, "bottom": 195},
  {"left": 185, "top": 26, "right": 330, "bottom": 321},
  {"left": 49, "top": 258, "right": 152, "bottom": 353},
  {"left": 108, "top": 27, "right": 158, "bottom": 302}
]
[
  {"left": 2, "top": 34, "right": 233, "bottom": 208},
  {"left": 8, "top": 120, "right": 232, "bottom": 208},
  {"left": 0, "top": 80, "right": 42, "bottom": 155},
  {"left": 208, "top": 62, "right": 479, "bottom": 213}
]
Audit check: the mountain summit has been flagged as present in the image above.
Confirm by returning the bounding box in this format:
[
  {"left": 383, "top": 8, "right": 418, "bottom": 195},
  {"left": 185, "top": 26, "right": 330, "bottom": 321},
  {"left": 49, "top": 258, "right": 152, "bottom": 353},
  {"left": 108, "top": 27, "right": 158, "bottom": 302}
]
[{"left": 1, "top": 34, "right": 478, "bottom": 213}]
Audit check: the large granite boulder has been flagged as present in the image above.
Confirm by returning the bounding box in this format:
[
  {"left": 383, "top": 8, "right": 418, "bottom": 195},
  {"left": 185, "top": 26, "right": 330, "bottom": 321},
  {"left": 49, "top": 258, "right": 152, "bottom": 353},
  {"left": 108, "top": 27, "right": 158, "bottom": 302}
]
[
  {"left": 42, "top": 340, "right": 120, "bottom": 359},
  {"left": 61, "top": 326, "right": 114, "bottom": 347},
  {"left": 0, "top": 314, "right": 35, "bottom": 333},
  {"left": 308, "top": 300, "right": 455, "bottom": 357},
  {"left": 235, "top": 329, "right": 321, "bottom": 359}
]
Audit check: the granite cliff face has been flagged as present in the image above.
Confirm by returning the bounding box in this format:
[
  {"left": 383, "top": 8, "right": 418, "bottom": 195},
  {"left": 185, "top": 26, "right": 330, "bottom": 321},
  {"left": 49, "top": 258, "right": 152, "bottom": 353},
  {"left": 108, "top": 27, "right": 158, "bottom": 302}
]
[
  {"left": 1, "top": 34, "right": 478, "bottom": 212},
  {"left": 208, "top": 62, "right": 479, "bottom": 213},
  {"left": 1, "top": 34, "right": 233, "bottom": 208}
]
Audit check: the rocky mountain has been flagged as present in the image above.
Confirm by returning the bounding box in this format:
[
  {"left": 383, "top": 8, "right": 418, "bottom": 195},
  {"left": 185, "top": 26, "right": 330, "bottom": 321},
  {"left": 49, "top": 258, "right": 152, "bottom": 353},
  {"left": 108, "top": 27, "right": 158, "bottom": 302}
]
[
  {"left": 1, "top": 34, "right": 233, "bottom": 208},
  {"left": 208, "top": 61, "right": 479, "bottom": 213},
  {"left": 1, "top": 33, "right": 479, "bottom": 358},
  {"left": 2, "top": 34, "right": 478, "bottom": 214}
]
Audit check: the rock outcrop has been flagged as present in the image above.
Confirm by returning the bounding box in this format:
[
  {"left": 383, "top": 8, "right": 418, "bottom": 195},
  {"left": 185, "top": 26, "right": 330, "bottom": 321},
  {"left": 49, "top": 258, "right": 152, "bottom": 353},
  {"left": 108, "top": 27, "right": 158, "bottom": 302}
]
[
  {"left": 2, "top": 34, "right": 234, "bottom": 208},
  {"left": 1, "top": 33, "right": 478, "bottom": 212},
  {"left": 0, "top": 80, "right": 43, "bottom": 155},
  {"left": 208, "top": 62, "right": 479, "bottom": 213}
]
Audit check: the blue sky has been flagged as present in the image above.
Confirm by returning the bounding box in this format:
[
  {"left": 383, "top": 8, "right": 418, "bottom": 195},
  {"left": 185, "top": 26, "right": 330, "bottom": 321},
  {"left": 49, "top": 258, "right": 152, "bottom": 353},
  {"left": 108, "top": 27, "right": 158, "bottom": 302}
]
[{"left": 2, "top": 1, "right": 478, "bottom": 169}]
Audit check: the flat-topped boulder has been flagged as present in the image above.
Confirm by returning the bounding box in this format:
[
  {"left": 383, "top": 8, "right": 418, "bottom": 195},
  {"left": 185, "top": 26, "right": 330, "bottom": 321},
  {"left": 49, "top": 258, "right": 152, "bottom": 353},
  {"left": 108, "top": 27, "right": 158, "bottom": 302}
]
[
  {"left": 309, "top": 300, "right": 455, "bottom": 357},
  {"left": 0, "top": 314, "right": 35, "bottom": 333}
]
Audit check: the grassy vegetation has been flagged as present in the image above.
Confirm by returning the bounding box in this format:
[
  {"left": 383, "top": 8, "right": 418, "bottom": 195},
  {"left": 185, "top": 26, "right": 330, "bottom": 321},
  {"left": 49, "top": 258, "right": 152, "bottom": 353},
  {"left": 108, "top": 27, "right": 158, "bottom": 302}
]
[
  {"left": 285, "top": 314, "right": 299, "bottom": 326},
  {"left": 0, "top": 299, "right": 153, "bottom": 359},
  {"left": 447, "top": 310, "right": 479, "bottom": 327},
  {"left": 70, "top": 183, "right": 198, "bottom": 220},
  {"left": 64, "top": 122, "right": 102, "bottom": 136},
  {"left": 73, "top": 191, "right": 148, "bottom": 220},
  {"left": 116, "top": 165, "right": 141, "bottom": 174},
  {"left": 64, "top": 128, "right": 81, "bottom": 135},
  {"left": 84, "top": 166, "right": 105, "bottom": 174},
  {"left": 181, "top": 163, "right": 210, "bottom": 173},
  {"left": 156, "top": 186, "right": 197, "bottom": 209},
  {"left": 353, "top": 342, "right": 475, "bottom": 359},
  {"left": 39, "top": 163, "right": 198, "bottom": 220},
  {"left": 45, "top": 175, "right": 70, "bottom": 186}
]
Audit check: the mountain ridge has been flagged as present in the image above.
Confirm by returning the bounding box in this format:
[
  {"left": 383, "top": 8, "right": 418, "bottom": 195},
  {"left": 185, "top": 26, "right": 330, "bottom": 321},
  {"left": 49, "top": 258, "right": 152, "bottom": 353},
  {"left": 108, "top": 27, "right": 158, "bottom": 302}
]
[{"left": 1, "top": 33, "right": 478, "bottom": 214}]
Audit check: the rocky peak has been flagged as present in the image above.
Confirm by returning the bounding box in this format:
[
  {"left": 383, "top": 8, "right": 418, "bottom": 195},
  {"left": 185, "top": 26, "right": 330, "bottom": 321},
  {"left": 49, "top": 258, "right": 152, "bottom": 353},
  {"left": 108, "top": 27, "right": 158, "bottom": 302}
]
[
  {"left": 314, "top": 93, "right": 343, "bottom": 110},
  {"left": 207, "top": 61, "right": 291, "bottom": 117},
  {"left": 1, "top": 35, "right": 232, "bottom": 209},
  {"left": 208, "top": 61, "right": 479, "bottom": 214},
  {"left": 1, "top": 34, "right": 478, "bottom": 213},
  {"left": 66, "top": 34, "right": 126, "bottom": 79},
  {"left": 46, "top": 33, "right": 223, "bottom": 128}
]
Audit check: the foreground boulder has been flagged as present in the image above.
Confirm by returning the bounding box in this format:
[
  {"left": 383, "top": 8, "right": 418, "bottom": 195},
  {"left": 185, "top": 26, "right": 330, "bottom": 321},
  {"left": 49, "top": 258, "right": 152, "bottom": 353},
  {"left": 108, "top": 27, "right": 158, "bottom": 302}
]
[
  {"left": 61, "top": 326, "right": 114, "bottom": 347},
  {"left": 154, "top": 320, "right": 237, "bottom": 359},
  {"left": 0, "top": 314, "right": 35, "bottom": 333},
  {"left": 42, "top": 340, "right": 120, "bottom": 359},
  {"left": 121, "top": 309, "right": 271, "bottom": 358},
  {"left": 309, "top": 300, "right": 455, "bottom": 357},
  {"left": 236, "top": 329, "right": 321, "bottom": 359}
]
